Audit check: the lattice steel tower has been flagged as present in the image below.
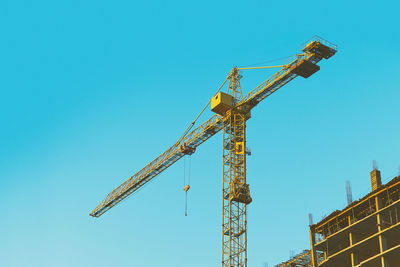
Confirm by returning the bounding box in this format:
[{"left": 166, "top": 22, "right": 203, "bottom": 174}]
[{"left": 222, "top": 68, "right": 251, "bottom": 266}]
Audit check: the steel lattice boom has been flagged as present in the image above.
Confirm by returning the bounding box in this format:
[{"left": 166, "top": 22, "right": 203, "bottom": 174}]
[
  {"left": 90, "top": 114, "right": 223, "bottom": 217},
  {"left": 90, "top": 36, "right": 337, "bottom": 267}
]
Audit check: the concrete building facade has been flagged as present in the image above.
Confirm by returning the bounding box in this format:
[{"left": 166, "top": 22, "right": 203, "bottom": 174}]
[
  {"left": 276, "top": 168, "right": 400, "bottom": 267},
  {"left": 310, "top": 170, "right": 400, "bottom": 267}
]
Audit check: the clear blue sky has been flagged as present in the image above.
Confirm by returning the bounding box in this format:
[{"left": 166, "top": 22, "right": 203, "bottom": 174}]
[{"left": 1, "top": 1, "right": 400, "bottom": 266}]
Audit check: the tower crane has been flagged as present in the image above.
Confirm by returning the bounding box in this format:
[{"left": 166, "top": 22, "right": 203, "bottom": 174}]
[{"left": 90, "top": 36, "right": 337, "bottom": 267}]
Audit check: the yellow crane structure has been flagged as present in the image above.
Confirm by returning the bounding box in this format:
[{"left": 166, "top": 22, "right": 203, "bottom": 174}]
[{"left": 90, "top": 36, "right": 337, "bottom": 267}]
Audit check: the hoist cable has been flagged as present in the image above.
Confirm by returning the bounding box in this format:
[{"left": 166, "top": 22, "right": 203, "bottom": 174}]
[
  {"left": 188, "top": 155, "right": 191, "bottom": 185},
  {"left": 238, "top": 54, "right": 296, "bottom": 68},
  {"left": 176, "top": 75, "right": 230, "bottom": 145},
  {"left": 185, "top": 191, "right": 188, "bottom": 217},
  {"left": 183, "top": 155, "right": 192, "bottom": 217},
  {"left": 183, "top": 156, "right": 186, "bottom": 187}
]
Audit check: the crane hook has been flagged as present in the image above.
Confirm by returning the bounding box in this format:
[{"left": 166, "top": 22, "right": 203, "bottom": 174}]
[{"left": 183, "top": 185, "right": 190, "bottom": 192}]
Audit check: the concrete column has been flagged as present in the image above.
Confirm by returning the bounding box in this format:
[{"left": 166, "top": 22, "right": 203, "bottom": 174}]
[
  {"left": 375, "top": 196, "right": 389, "bottom": 267},
  {"left": 348, "top": 216, "right": 358, "bottom": 267},
  {"left": 351, "top": 253, "right": 359, "bottom": 267},
  {"left": 381, "top": 257, "right": 389, "bottom": 267},
  {"left": 371, "top": 168, "right": 382, "bottom": 191},
  {"left": 309, "top": 227, "right": 318, "bottom": 267},
  {"left": 379, "top": 235, "right": 388, "bottom": 251},
  {"left": 349, "top": 232, "right": 359, "bottom": 266}
]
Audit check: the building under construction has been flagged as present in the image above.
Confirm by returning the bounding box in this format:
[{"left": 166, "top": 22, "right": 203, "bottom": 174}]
[{"left": 276, "top": 167, "right": 400, "bottom": 267}]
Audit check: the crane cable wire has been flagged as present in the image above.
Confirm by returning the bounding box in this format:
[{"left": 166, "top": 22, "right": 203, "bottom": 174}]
[
  {"left": 178, "top": 73, "right": 230, "bottom": 217},
  {"left": 238, "top": 54, "right": 297, "bottom": 68},
  {"left": 176, "top": 75, "right": 230, "bottom": 146},
  {"left": 184, "top": 156, "right": 186, "bottom": 216},
  {"left": 183, "top": 155, "right": 192, "bottom": 216}
]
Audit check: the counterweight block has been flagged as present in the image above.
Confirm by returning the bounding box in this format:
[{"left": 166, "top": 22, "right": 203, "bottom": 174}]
[{"left": 290, "top": 60, "right": 320, "bottom": 78}]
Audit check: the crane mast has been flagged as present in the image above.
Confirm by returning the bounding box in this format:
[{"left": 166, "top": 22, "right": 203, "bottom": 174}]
[
  {"left": 90, "top": 36, "right": 337, "bottom": 267},
  {"left": 221, "top": 68, "right": 251, "bottom": 266}
]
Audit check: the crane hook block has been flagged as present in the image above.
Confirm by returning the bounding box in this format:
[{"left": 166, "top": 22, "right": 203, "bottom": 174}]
[
  {"left": 184, "top": 185, "right": 190, "bottom": 192},
  {"left": 180, "top": 143, "right": 196, "bottom": 155}
]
